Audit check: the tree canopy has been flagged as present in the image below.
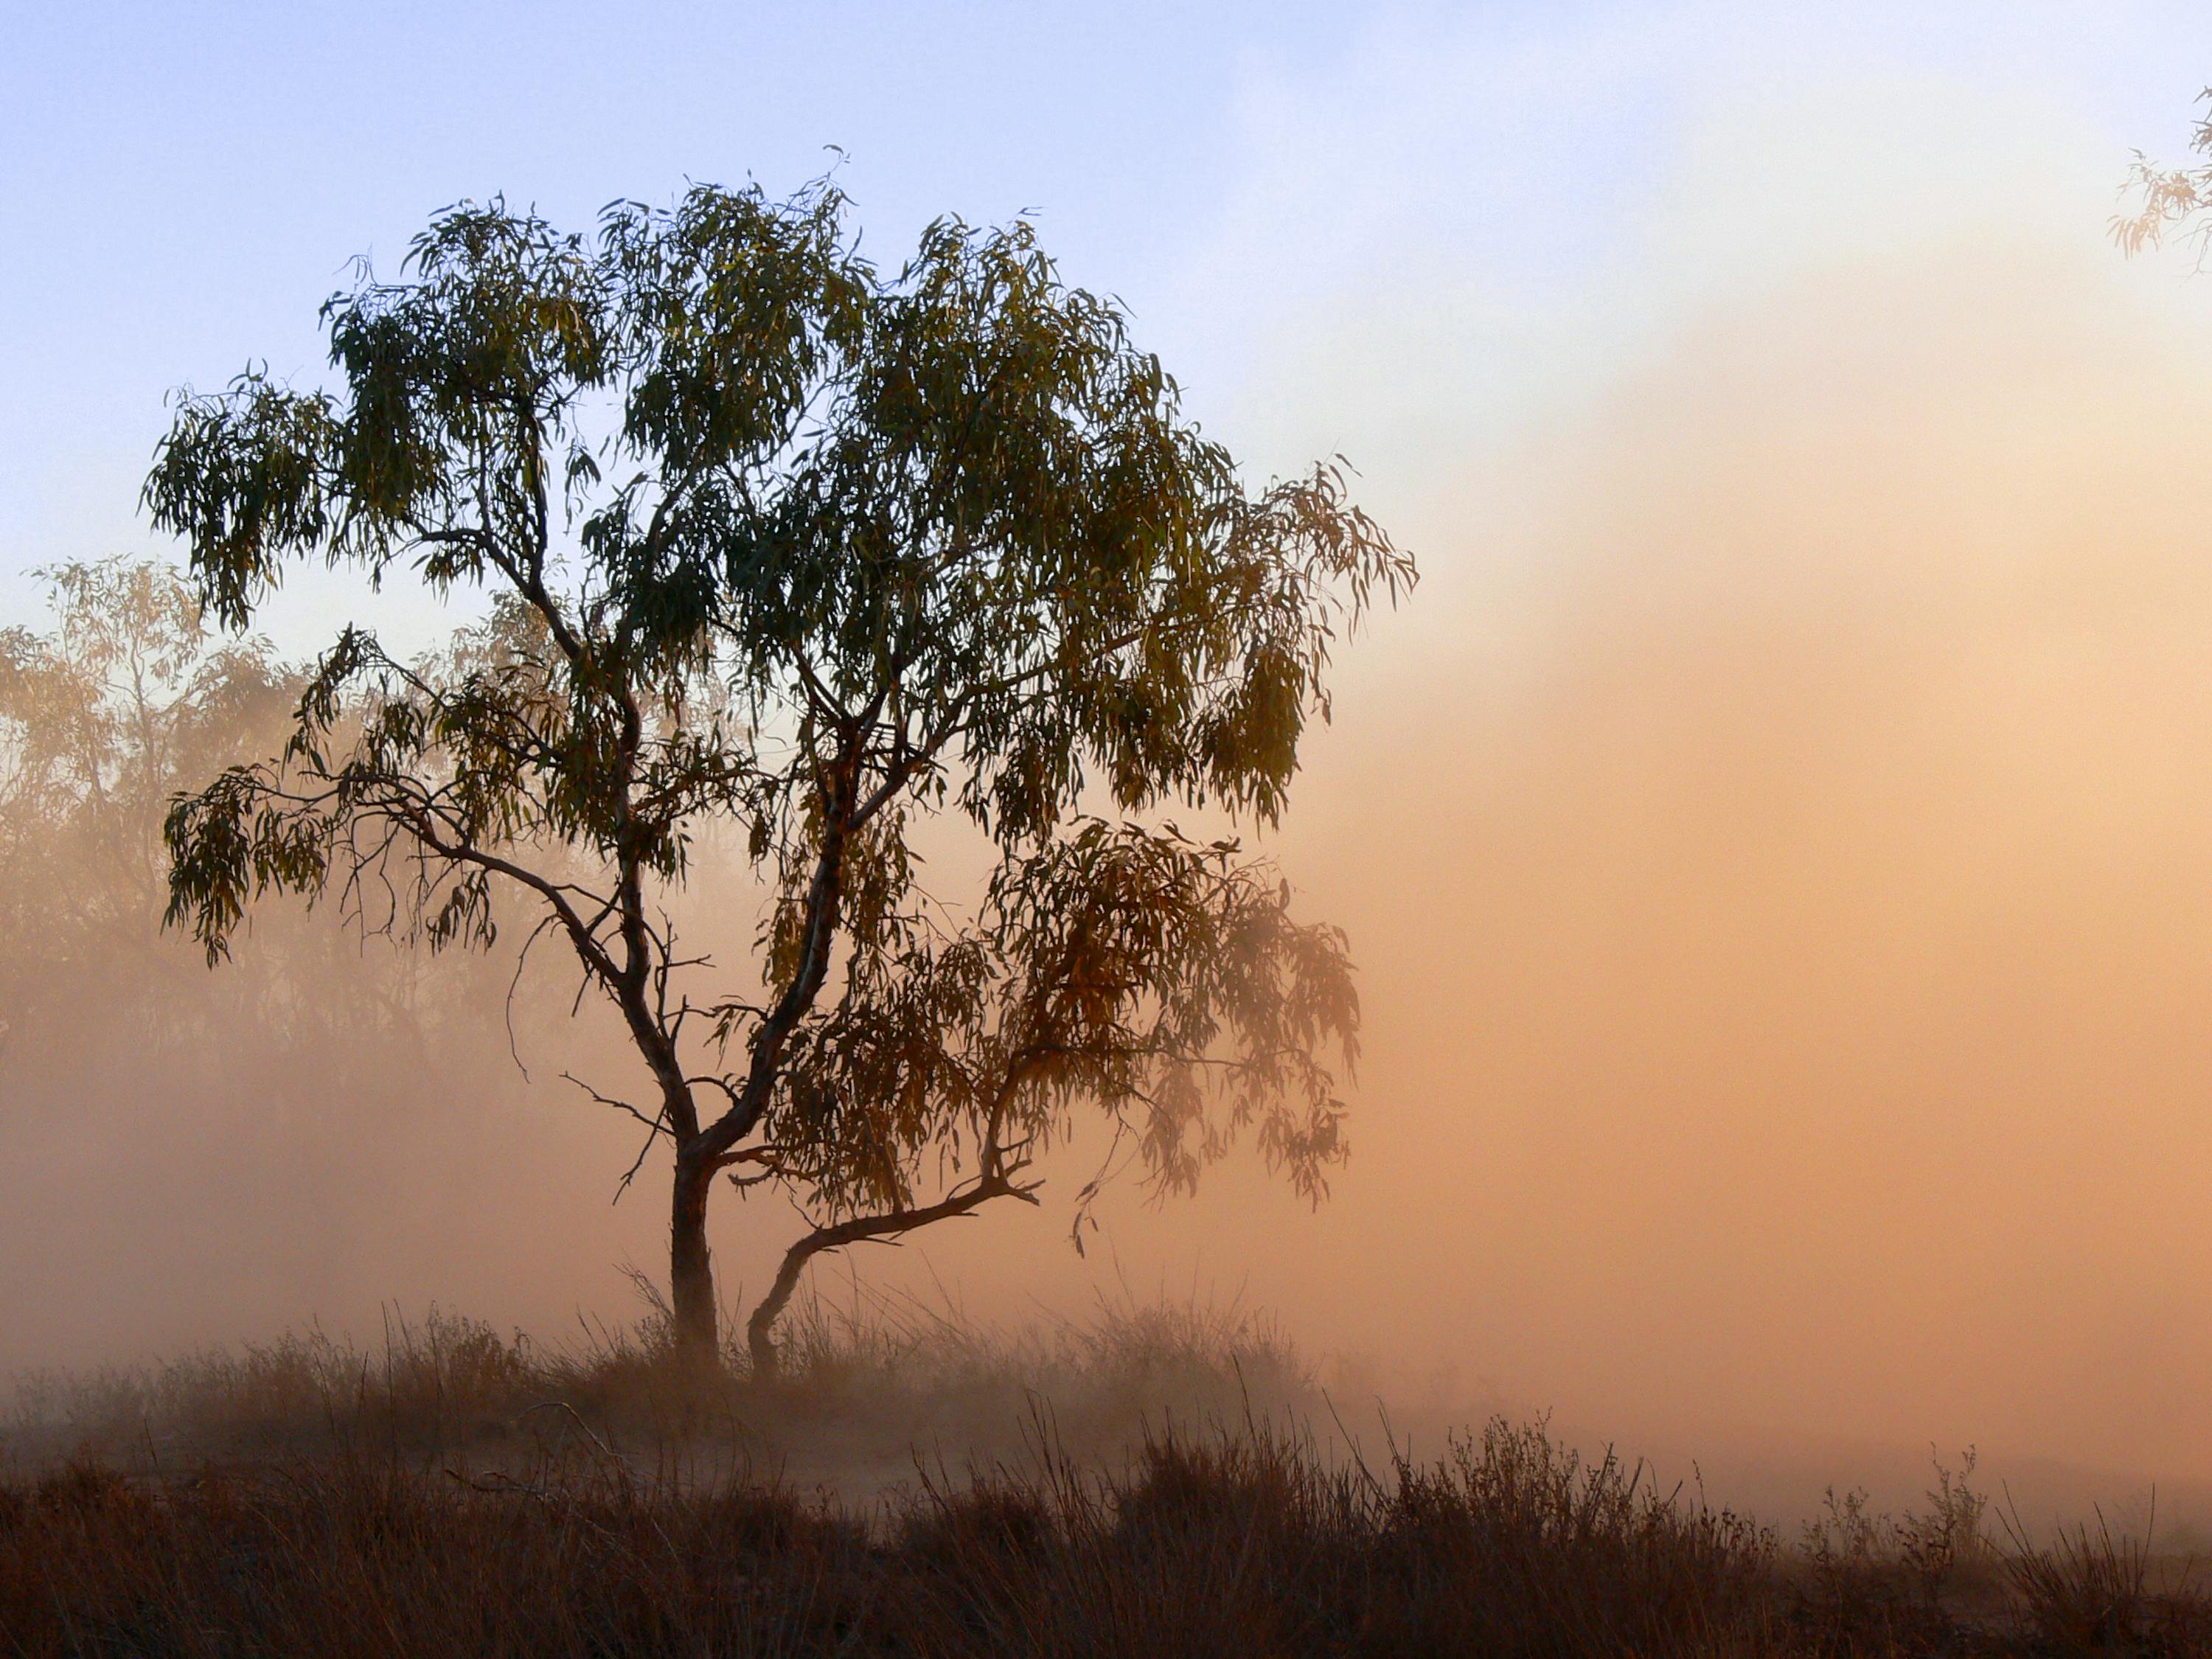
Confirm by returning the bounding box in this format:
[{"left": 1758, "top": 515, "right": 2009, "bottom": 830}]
[{"left": 146, "top": 181, "right": 1413, "bottom": 1368}]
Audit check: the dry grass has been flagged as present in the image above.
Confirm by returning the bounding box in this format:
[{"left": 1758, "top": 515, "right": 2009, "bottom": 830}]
[
  {"left": 3, "top": 1290, "right": 1315, "bottom": 1493},
  {"left": 1, "top": 1417, "right": 1781, "bottom": 1658},
  {"left": 4, "top": 1303, "right": 2208, "bottom": 1657}
]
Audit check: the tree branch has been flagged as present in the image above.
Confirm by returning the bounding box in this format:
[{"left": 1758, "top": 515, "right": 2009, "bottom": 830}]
[{"left": 743, "top": 1164, "right": 1038, "bottom": 1371}]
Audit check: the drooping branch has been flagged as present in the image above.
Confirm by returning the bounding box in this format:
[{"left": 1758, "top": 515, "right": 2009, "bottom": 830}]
[{"left": 744, "top": 1163, "right": 1039, "bottom": 1375}]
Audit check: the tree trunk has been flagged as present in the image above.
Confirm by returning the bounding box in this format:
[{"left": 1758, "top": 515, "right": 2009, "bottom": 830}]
[
  {"left": 745, "top": 1242, "right": 809, "bottom": 1380},
  {"left": 669, "top": 1150, "right": 719, "bottom": 1370},
  {"left": 746, "top": 1304, "right": 782, "bottom": 1380}
]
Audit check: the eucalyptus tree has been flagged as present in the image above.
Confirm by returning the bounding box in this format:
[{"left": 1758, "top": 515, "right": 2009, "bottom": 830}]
[
  {"left": 0, "top": 559, "right": 293, "bottom": 1043},
  {"left": 147, "top": 182, "right": 1413, "bottom": 1371}
]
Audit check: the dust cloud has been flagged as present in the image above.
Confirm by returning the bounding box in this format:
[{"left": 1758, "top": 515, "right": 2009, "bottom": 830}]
[
  {"left": 1090, "top": 106, "right": 2212, "bottom": 1489},
  {"left": 11, "top": 71, "right": 2212, "bottom": 1516}
]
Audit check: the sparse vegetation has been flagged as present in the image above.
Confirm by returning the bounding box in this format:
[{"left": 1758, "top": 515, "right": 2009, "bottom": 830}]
[
  {"left": 3, "top": 1295, "right": 1318, "bottom": 1492},
  {"left": 5, "top": 1305, "right": 2206, "bottom": 1657}
]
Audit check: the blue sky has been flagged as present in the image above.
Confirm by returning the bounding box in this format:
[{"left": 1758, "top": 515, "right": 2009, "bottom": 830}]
[
  {"left": 9, "top": 2, "right": 2211, "bottom": 639},
  {"left": 0, "top": 1, "right": 1349, "bottom": 611}
]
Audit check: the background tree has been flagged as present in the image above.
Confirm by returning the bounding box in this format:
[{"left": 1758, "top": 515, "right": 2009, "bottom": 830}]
[
  {"left": 0, "top": 559, "right": 517, "bottom": 1284},
  {"left": 0, "top": 560, "right": 512, "bottom": 1062},
  {"left": 2116, "top": 88, "right": 2212, "bottom": 257},
  {"left": 0, "top": 559, "right": 291, "bottom": 1049},
  {"left": 147, "top": 182, "right": 1413, "bottom": 1372}
]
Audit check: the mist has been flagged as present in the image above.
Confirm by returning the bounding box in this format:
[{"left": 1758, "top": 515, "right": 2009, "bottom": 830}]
[
  {"left": 1279, "top": 238, "right": 2212, "bottom": 1476},
  {"left": 1138, "top": 74, "right": 2212, "bottom": 1483},
  {"left": 10, "top": 54, "right": 2212, "bottom": 1526},
  {"left": 863, "top": 72, "right": 2212, "bottom": 1487}
]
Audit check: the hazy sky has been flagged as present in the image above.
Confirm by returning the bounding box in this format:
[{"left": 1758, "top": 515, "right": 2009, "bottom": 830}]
[{"left": 15, "top": 1, "right": 2212, "bottom": 1490}]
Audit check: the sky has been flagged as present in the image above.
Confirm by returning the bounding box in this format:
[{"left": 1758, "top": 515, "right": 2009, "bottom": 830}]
[
  {"left": 10, "top": 1, "right": 2206, "bottom": 638},
  {"left": 13, "top": 0, "right": 2212, "bottom": 1500}
]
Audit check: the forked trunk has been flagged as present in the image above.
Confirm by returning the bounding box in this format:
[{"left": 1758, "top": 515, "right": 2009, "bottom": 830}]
[{"left": 669, "top": 1152, "right": 719, "bottom": 1370}]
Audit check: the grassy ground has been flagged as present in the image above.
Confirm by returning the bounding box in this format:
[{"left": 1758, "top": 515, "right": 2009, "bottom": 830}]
[{"left": 3, "top": 1301, "right": 2203, "bottom": 1657}]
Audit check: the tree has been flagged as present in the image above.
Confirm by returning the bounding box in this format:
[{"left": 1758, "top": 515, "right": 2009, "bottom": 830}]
[
  {"left": 0, "top": 559, "right": 290, "bottom": 1047},
  {"left": 146, "top": 182, "right": 1413, "bottom": 1371},
  {"left": 0, "top": 557, "right": 505, "bottom": 1082},
  {"left": 2116, "top": 90, "right": 2212, "bottom": 258}
]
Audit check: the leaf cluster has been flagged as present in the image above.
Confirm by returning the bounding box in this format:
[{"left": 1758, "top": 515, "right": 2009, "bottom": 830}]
[{"left": 761, "top": 819, "right": 1357, "bottom": 1221}]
